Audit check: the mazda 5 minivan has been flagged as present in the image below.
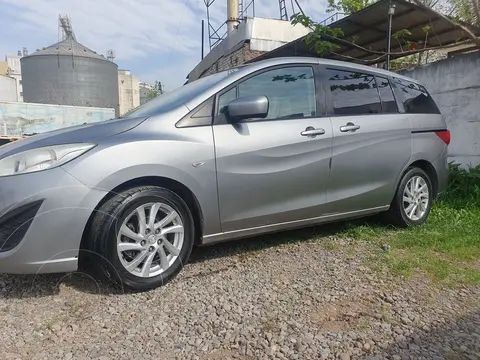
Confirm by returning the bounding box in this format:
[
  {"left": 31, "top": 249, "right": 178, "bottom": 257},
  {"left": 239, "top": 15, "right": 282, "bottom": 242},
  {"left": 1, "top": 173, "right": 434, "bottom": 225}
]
[{"left": 0, "top": 57, "right": 449, "bottom": 291}]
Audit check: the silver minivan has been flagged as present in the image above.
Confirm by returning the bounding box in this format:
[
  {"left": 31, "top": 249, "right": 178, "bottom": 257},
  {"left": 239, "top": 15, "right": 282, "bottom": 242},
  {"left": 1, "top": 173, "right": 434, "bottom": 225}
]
[{"left": 0, "top": 57, "right": 449, "bottom": 291}]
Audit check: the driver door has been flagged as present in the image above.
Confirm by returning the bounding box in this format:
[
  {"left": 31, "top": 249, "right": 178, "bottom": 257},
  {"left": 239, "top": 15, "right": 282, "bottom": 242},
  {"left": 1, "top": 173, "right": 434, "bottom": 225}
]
[{"left": 212, "top": 64, "right": 334, "bottom": 234}]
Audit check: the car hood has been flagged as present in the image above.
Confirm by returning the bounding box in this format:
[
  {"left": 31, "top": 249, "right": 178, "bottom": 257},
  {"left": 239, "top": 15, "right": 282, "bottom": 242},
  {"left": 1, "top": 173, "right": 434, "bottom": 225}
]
[{"left": 0, "top": 116, "right": 148, "bottom": 158}]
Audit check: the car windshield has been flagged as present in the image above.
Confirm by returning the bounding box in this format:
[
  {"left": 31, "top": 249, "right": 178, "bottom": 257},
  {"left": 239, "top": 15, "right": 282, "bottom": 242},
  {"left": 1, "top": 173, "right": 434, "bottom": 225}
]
[{"left": 122, "top": 70, "right": 235, "bottom": 118}]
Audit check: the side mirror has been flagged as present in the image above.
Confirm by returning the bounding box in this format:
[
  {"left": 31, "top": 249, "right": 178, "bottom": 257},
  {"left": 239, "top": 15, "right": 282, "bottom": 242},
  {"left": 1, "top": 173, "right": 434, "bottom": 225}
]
[{"left": 226, "top": 95, "right": 269, "bottom": 122}]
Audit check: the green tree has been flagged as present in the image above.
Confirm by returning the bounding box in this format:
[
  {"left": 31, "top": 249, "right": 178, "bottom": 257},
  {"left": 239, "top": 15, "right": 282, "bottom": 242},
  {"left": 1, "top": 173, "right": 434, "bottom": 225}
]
[
  {"left": 327, "top": 0, "right": 374, "bottom": 15},
  {"left": 147, "top": 81, "right": 164, "bottom": 101},
  {"left": 449, "top": 0, "right": 480, "bottom": 27}
]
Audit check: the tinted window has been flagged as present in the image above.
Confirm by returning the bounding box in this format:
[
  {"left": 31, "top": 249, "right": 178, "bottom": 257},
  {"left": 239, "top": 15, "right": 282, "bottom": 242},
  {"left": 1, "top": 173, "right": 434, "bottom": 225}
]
[
  {"left": 375, "top": 76, "right": 397, "bottom": 113},
  {"left": 236, "top": 66, "right": 317, "bottom": 120},
  {"left": 217, "top": 87, "right": 237, "bottom": 115},
  {"left": 393, "top": 78, "right": 440, "bottom": 114},
  {"left": 327, "top": 69, "right": 382, "bottom": 115}
]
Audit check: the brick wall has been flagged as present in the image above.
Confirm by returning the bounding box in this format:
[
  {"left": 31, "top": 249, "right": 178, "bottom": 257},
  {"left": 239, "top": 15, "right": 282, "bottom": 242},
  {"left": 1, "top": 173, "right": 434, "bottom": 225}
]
[
  {"left": 244, "top": 44, "right": 265, "bottom": 62},
  {"left": 200, "top": 43, "right": 267, "bottom": 78}
]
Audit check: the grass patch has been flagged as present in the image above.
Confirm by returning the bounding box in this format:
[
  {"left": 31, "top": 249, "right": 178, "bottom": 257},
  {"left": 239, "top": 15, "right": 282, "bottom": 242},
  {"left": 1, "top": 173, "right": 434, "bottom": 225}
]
[{"left": 339, "top": 163, "right": 480, "bottom": 286}]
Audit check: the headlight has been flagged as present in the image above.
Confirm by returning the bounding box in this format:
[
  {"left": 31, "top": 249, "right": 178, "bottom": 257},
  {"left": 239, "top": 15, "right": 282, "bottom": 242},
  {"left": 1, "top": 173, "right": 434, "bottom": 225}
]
[{"left": 0, "top": 143, "right": 96, "bottom": 177}]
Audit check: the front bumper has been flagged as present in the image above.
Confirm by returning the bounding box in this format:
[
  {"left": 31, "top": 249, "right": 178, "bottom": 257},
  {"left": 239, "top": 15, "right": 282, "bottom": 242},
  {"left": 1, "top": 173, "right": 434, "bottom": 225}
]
[{"left": 0, "top": 167, "right": 108, "bottom": 274}]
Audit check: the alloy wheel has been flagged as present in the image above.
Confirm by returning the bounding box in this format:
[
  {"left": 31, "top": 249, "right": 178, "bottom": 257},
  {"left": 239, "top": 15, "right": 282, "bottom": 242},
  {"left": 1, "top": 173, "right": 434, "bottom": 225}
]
[
  {"left": 402, "top": 176, "right": 429, "bottom": 221},
  {"left": 116, "top": 202, "right": 184, "bottom": 278}
]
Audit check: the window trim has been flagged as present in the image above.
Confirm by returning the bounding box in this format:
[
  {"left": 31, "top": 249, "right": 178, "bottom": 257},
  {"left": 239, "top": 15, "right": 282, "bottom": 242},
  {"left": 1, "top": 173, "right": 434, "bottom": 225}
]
[
  {"left": 391, "top": 77, "right": 441, "bottom": 115},
  {"left": 213, "top": 63, "right": 325, "bottom": 125},
  {"left": 324, "top": 66, "right": 385, "bottom": 118},
  {"left": 175, "top": 96, "right": 214, "bottom": 128},
  {"left": 375, "top": 75, "right": 399, "bottom": 114},
  {"left": 390, "top": 77, "right": 407, "bottom": 114}
]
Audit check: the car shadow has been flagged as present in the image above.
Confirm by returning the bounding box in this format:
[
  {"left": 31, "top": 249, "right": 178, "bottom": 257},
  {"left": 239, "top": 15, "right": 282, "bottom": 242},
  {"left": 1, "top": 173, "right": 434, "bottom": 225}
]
[
  {"left": 382, "top": 309, "right": 479, "bottom": 360},
  {"left": 189, "top": 214, "right": 391, "bottom": 264},
  {"left": 0, "top": 216, "right": 388, "bottom": 299}
]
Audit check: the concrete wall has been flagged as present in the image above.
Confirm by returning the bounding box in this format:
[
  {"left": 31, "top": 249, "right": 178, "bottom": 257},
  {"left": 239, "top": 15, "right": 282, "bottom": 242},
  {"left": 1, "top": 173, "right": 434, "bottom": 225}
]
[
  {"left": 399, "top": 52, "right": 480, "bottom": 167},
  {"left": 118, "top": 70, "right": 140, "bottom": 116},
  {"left": 0, "top": 101, "right": 115, "bottom": 136},
  {"left": 5, "top": 55, "right": 23, "bottom": 102},
  {"left": 0, "top": 76, "right": 18, "bottom": 102}
]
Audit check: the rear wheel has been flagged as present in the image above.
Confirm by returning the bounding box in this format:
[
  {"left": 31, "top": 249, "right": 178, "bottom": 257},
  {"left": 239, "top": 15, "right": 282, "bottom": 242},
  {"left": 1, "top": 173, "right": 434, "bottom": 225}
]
[
  {"left": 90, "top": 186, "right": 194, "bottom": 292},
  {"left": 386, "top": 167, "right": 433, "bottom": 227}
]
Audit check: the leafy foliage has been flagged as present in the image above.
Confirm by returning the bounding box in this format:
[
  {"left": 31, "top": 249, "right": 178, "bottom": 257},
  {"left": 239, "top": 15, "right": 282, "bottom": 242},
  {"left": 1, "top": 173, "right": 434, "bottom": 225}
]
[
  {"left": 326, "top": 0, "right": 374, "bottom": 15},
  {"left": 392, "top": 29, "right": 413, "bottom": 52},
  {"left": 147, "top": 80, "right": 164, "bottom": 101},
  {"left": 271, "top": 73, "right": 313, "bottom": 82},
  {"left": 449, "top": 0, "right": 480, "bottom": 28},
  {"left": 442, "top": 163, "right": 480, "bottom": 207},
  {"left": 291, "top": 13, "right": 345, "bottom": 56},
  {"left": 291, "top": 14, "right": 345, "bottom": 54},
  {"left": 389, "top": 55, "right": 418, "bottom": 71}
]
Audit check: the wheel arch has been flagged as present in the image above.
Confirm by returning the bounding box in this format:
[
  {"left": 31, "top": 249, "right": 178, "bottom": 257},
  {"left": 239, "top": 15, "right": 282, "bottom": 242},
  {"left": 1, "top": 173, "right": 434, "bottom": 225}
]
[
  {"left": 407, "top": 160, "right": 439, "bottom": 198},
  {"left": 79, "top": 176, "right": 205, "bottom": 263},
  {"left": 393, "top": 159, "right": 439, "bottom": 202}
]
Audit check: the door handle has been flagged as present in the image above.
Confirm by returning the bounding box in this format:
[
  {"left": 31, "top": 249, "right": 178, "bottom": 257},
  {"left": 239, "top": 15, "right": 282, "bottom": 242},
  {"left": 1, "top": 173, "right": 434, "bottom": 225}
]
[
  {"left": 301, "top": 126, "right": 325, "bottom": 138},
  {"left": 340, "top": 122, "right": 360, "bottom": 132}
]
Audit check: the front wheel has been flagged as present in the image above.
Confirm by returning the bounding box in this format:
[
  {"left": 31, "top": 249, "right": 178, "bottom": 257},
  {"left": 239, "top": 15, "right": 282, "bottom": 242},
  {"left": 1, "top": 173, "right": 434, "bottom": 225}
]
[
  {"left": 90, "top": 186, "right": 195, "bottom": 292},
  {"left": 386, "top": 167, "right": 433, "bottom": 227}
]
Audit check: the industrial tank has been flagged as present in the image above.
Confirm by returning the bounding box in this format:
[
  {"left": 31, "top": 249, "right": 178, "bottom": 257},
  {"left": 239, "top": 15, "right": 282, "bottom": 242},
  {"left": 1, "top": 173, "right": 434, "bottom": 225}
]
[{"left": 21, "top": 36, "right": 119, "bottom": 116}]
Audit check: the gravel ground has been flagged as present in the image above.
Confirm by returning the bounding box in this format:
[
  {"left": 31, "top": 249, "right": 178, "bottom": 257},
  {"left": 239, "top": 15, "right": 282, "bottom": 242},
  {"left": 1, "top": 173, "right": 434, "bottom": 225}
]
[{"left": 1, "top": 231, "right": 479, "bottom": 360}]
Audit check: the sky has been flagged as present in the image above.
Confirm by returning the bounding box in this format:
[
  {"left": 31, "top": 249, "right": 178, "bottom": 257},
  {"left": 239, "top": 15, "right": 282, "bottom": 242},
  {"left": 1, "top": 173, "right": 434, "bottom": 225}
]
[{"left": 0, "top": 0, "right": 328, "bottom": 92}]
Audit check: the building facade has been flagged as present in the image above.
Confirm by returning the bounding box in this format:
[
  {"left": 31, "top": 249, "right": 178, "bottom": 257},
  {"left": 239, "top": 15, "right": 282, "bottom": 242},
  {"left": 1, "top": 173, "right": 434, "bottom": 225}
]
[
  {"left": 5, "top": 55, "right": 23, "bottom": 102},
  {"left": 0, "top": 61, "right": 8, "bottom": 76},
  {"left": 118, "top": 70, "right": 140, "bottom": 116},
  {"left": 0, "top": 75, "right": 18, "bottom": 102}
]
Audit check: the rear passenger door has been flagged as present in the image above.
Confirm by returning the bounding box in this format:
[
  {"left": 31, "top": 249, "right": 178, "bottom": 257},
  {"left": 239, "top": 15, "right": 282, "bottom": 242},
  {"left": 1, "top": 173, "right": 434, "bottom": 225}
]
[{"left": 325, "top": 67, "right": 411, "bottom": 214}]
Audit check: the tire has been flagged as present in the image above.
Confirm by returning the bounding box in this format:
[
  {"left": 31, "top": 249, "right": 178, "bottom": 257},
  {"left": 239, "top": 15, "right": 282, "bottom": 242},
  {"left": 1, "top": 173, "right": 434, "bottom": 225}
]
[
  {"left": 386, "top": 167, "right": 433, "bottom": 227},
  {"left": 89, "top": 186, "right": 195, "bottom": 292}
]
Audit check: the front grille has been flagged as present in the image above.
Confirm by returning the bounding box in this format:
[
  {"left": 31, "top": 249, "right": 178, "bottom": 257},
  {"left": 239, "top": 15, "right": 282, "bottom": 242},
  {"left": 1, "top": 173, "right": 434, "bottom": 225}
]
[{"left": 0, "top": 200, "right": 44, "bottom": 252}]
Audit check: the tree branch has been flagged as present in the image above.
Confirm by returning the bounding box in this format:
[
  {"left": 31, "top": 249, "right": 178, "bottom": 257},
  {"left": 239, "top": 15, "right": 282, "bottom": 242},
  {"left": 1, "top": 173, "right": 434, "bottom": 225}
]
[
  {"left": 331, "top": 51, "right": 386, "bottom": 63},
  {"left": 330, "top": 39, "right": 474, "bottom": 64},
  {"left": 313, "top": 33, "right": 473, "bottom": 59},
  {"left": 410, "top": 0, "right": 480, "bottom": 46},
  {"left": 323, "top": 35, "right": 387, "bottom": 55}
]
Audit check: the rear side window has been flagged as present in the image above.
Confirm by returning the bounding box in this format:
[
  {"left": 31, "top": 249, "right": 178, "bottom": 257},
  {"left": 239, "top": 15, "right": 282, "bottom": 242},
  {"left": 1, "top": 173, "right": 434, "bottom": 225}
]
[
  {"left": 393, "top": 78, "right": 440, "bottom": 114},
  {"left": 327, "top": 69, "right": 382, "bottom": 115},
  {"left": 375, "top": 76, "right": 398, "bottom": 113}
]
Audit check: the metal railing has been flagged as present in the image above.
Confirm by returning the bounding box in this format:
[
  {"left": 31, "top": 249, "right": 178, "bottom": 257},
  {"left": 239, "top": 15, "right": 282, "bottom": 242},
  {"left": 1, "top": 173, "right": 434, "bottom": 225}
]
[{"left": 319, "top": 12, "right": 345, "bottom": 26}]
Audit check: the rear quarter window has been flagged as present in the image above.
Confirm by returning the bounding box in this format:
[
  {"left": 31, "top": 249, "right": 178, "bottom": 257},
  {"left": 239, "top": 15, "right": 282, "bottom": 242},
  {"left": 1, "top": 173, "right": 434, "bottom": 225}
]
[{"left": 393, "top": 78, "right": 440, "bottom": 114}]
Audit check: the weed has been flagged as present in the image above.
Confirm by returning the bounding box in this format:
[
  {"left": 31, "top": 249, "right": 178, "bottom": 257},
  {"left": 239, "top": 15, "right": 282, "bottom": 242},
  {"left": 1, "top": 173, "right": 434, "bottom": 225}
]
[{"left": 340, "top": 164, "right": 480, "bottom": 286}]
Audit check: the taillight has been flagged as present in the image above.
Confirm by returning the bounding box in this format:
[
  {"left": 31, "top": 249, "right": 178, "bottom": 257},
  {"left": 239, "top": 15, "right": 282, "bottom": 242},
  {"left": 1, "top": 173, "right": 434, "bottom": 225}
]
[{"left": 435, "top": 130, "right": 450, "bottom": 145}]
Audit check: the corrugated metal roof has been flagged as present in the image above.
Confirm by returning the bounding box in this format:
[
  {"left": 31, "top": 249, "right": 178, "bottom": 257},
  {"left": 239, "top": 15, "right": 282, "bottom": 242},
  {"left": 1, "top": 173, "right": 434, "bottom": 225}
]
[
  {"left": 26, "top": 36, "right": 107, "bottom": 60},
  {"left": 248, "top": 0, "right": 480, "bottom": 65}
]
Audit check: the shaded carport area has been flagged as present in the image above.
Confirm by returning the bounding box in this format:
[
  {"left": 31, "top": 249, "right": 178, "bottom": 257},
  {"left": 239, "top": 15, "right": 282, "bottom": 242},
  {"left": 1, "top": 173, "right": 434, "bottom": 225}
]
[{"left": 248, "top": 0, "right": 480, "bottom": 65}]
